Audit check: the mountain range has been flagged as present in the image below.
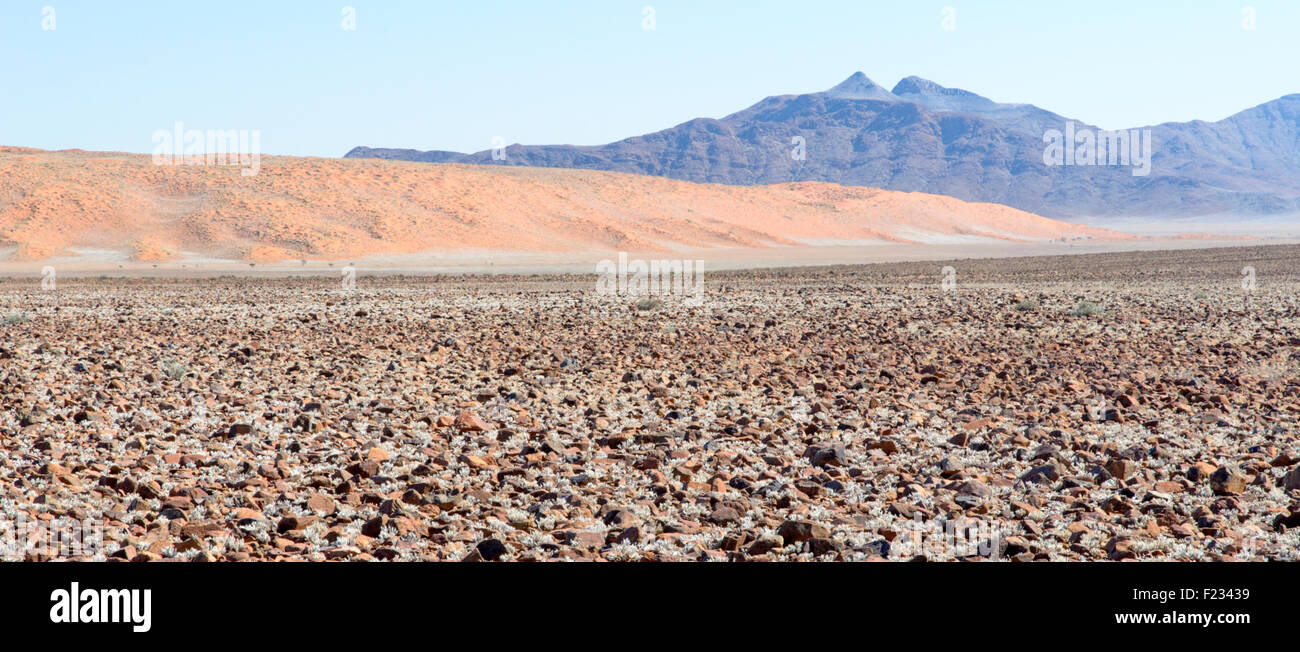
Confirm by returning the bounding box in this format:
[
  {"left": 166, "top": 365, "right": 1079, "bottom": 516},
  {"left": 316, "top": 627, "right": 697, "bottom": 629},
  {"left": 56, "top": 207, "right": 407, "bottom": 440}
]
[{"left": 346, "top": 73, "right": 1300, "bottom": 220}]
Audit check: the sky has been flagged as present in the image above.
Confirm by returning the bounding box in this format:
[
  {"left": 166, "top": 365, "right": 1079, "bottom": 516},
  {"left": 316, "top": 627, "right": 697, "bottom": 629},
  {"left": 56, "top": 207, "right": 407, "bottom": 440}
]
[{"left": 2, "top": 0, "right": 1297, "bottom": 157}]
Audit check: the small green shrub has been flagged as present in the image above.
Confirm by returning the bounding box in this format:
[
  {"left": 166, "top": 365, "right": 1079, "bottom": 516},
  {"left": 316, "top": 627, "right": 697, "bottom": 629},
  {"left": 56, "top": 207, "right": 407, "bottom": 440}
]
[
  {"left": 1072, "top": 301, "right": 1103, "bottom": 316},
  {"left": 160, "top": 359, "right": 188, "bottom": 380}
]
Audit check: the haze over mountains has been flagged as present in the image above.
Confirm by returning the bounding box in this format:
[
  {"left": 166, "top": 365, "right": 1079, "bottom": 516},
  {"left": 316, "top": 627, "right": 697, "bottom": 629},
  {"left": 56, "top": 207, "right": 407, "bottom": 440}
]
[
  {"left": 347, "top": 73, "right": 1300, "bottom": 221},
  {"left": 0, "top": 147, "right": 1125, "bottom": 263}
]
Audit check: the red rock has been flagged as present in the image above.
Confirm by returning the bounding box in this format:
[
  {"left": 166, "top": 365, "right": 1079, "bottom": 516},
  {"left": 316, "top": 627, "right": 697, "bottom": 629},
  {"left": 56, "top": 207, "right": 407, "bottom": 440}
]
[
  {"left": 564, "top": 530, "right": 606, "bottom": 549},
  {"left": 1210, "top": 467, "right": 1248, "bottom": 495},
  {"left": 866, "top": 440, "right": 898, "bottom": 455},
  {"left": 776, "top": 520, "right": 829, "bottom": 543},
  {"left": 1284, "top": 467, "right": 1300, "bottom": 492},
  {"left": 306, "top": 494, "right": 337, "bottom": 515},
  {"left": 232, "top": 508, "right": 265, "bottom": 521},
  {"left": 1104, "top": 459, "right": 1136, "bottom": 480},
  {"left": 455, "top": 410, "right": 492, "bottom": 432},
  {"left": 1188, "top": 462, "right": 1218, "bottom": 482}
]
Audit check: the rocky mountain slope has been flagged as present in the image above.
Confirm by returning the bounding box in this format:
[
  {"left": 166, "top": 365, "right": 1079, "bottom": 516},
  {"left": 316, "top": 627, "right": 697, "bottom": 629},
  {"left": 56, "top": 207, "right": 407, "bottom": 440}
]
[{"left": 347, "top": 73, "right": 1300, "bottom": 219}]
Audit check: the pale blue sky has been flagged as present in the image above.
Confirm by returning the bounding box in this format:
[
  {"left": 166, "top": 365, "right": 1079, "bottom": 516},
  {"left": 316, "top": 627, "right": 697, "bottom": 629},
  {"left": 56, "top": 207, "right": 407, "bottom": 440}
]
[{"left": 2, "top": 0, "right": 1296, "bottom": 157}]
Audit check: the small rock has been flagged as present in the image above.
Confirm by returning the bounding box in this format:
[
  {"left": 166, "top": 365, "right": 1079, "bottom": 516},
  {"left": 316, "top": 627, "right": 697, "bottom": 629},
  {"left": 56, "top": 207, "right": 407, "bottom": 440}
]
[
  {"left": 602, "top": 509, "right": 641, "bottom": 529},
  {"left": 957, "top": 480, "right": 992, "bottom": 498},
  {"left": 455, "top": 410, "right": 492, "bottom": 432},
  {"left": 1210, "top": 467, "right": 1248, "bottom": 495},
  {"left": 809, "top": 444, "right": 847, "bottom": 468},
  {"left": 808, "top": 537, "right": 841, "bottom": 556},
  {"left": 747, "top": 534, "right": 784, "bottom": 555},
  {"left": 306, "top": 494, "right": 337, "bottom": 515},
  {"left": 475, "top": 538, "right": 508, "bottom": 561},
  {"left": 1284, "top": 467, "right": 1300, "bottom": 492},
  {"left": 867, "top": 440, "right": 898, "bottom": 455},
  {"left": 777, "top": 520, "right": 829, "bottom": 543},
  {"left": 1188, "top": 462, "right": 1218, "bottom": 482},
  {"left": 1021, "top": 463, "right": 1062, "bottom": 484},
  {"left": 708, "top": 505, "right": 741, "bottom": 524},
  {"left": 1104, "top": 459, "right": 1136, "bottom": 480}
]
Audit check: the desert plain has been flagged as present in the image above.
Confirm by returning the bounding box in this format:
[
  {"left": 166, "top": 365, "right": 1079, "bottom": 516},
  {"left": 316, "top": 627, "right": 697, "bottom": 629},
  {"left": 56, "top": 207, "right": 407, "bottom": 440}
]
[{"left": 1, "top": 243, "right": 1298, "bottom": 562}]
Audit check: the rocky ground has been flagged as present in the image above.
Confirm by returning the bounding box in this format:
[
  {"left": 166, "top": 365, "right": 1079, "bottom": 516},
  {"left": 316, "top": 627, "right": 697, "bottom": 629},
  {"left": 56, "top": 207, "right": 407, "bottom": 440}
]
[{"left": 2, "top": 244, "right": 1299, "bottom": 562}]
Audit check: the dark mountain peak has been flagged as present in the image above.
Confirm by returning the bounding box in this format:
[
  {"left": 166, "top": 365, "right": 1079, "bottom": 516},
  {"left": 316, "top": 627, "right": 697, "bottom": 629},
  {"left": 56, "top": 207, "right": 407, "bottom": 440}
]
[
  {"left": 834, "top": 71, "right": 871, "bottom": 85},
  {"left": 346, "top": 146, "right": 466, "bottom": 163},
  {"left": 891, "top": 76, "right": 945, "bottom": 96},
  {"left": 891, "top": 76, "right": 1004, "bottom": 115},
  {"left": 892, "top": 76, "right": 989, "bottom": 101},
  {"left": 825, "top": 72, "right": 899, "bottom": 101}
]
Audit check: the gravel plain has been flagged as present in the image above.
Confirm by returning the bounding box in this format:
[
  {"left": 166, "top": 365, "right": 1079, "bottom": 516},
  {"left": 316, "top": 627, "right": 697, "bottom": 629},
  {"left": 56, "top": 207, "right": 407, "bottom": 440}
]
[{"left": 2, "top": 244, "right": 1298, "bottom": 562}]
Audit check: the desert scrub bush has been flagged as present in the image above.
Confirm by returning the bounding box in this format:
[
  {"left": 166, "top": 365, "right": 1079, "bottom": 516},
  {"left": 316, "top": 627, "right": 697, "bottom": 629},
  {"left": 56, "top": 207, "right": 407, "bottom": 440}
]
[
  {"left": 1236, "top": 361, "right": 1299, "bottom": 382},
  {"left": 1071, "top": 301, "right": 1103, "bottom": 316},
  {"left": 635, "top": 298, "right": 664, "bottom": 312},
  {"left": 1014, "top": 299, "right": 1039, "bottom": 312},
  {"left": 160, "top": 358, "right": 188, "bottom": 380},
  {"left": 3, "top": 311, "right": 29, "bottom": 325}
]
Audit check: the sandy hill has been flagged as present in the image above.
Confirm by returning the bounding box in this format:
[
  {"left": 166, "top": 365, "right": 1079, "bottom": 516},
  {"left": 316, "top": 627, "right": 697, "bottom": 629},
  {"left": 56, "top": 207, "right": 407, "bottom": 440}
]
[{"left": 0, "top": 148, "right": 1128, "bottom": 263}]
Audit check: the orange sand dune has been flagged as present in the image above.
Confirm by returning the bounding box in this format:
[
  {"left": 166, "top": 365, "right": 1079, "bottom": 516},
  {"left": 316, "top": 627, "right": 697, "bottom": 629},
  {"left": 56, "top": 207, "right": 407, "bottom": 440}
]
[{"left": 0, "top": 148, "right": 1129, "bottom": 262}]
